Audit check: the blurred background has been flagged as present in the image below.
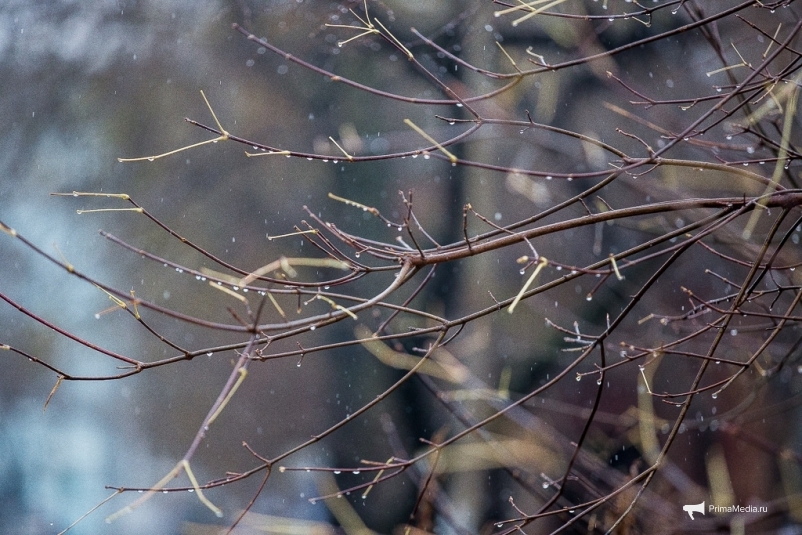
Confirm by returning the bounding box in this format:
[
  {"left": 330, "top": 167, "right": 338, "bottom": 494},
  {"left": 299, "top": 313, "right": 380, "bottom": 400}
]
[{"left": 2, "top": 1, "right": 801, "bottom": 534}]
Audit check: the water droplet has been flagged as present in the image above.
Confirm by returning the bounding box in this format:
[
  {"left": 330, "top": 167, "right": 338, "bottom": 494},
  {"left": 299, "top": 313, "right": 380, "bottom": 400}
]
[
  {"left": 310, "top": 325, "right": 316, "bottom": 331},
  {"left": 206, "top": 352, "right": 213, "bottom": 357},
  {"left": 711, "top": 392, "right": 718, "bottom": 399},
  {"left": 576, "top": 375, "right": 582, "bottom": 382},
  {"left": 333, "top": 470, "right": 341, "bottom": 474},
  {"left": 94, "top": 313, "right": 100, "bottom": 320},
  {"left": 354, "top": 252, "right": 360, "bottom": 258},
  {"left": 352, "top": 470, "right": 360, "bottom": 474},
  {"left": 147, "top": 157, "right": 154, "bottom": 162}
]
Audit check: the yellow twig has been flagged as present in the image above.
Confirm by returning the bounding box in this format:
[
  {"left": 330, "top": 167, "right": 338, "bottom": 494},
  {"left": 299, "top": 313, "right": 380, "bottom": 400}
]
[
  {"left": 244, "top": 149, "right": 292, "bottom": 157},
  {"left": 508, "top": 257, "right": 548, "bottom": 313},
  {"left": 118, "top": 90, "right": 228, "bottom": 162},
  {"left": 328, "top": 136, "right": 354, "bottom": 161},
  {"left": 316, "top": 294, "right": 358, "bottom": 320},
  {"left": 328, "top": 192, "right": 379, "bottom": 215},
  {"left": 208, "top": 367, "right": 247, "bottom": 425},
  {"left": 43, "top": 375, "right": 64, "bottom": 412},
  {"left": 403, "top": 119, "right": 457, "bottom": 164}
]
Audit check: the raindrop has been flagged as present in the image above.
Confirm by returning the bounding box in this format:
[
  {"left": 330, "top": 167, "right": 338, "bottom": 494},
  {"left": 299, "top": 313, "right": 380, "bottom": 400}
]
[
  {"left": 310, "top": 325, "right": 316, "bottom": 331},
  {"left": 711, "top": 392, "right": 718, "bottom": 399},
  {"left": 352, "top": 470, "right": 360, "bottom": 474},
  {"left": 334, "top": 470, "right": 341, "bottom": 474},
  {"left": 147, "top": 158, "right": 154, "bottom": 162},
  {"left": 206, "top": 352, "right": 213, "bottom": 357}
]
